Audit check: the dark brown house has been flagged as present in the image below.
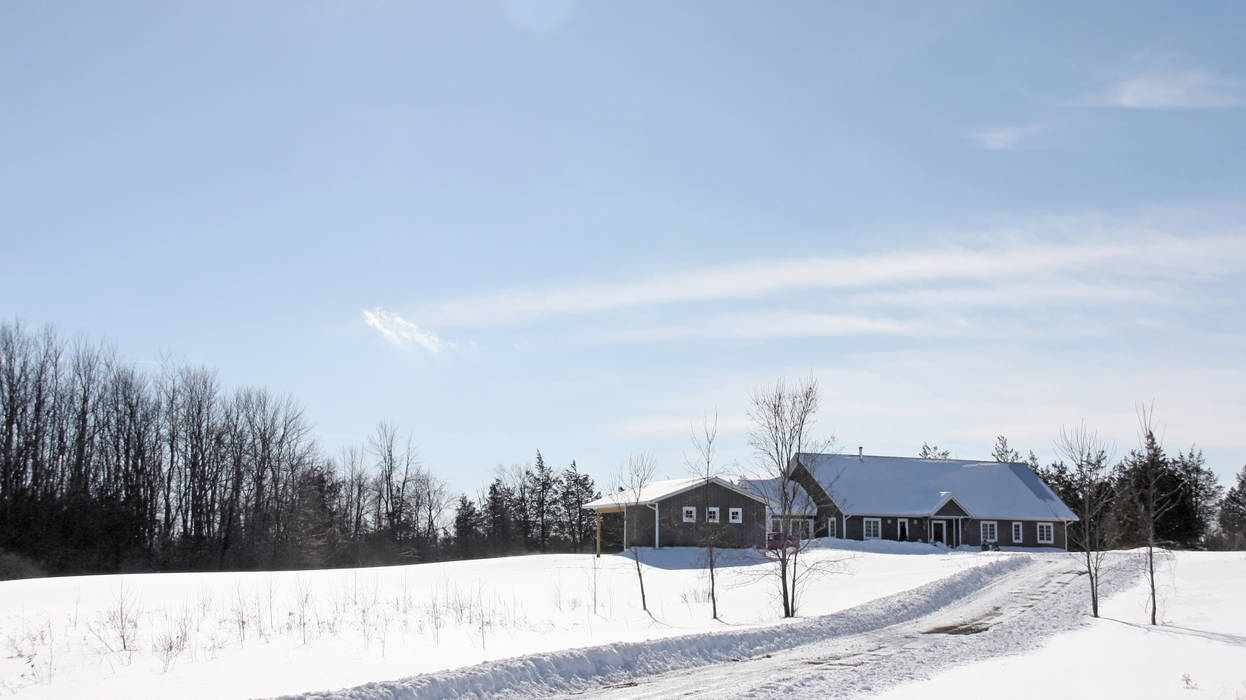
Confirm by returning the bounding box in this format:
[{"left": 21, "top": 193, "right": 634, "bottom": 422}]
[
  {"left": 583, "top": 477, "right": 768, "bottom": 554},
  {"left": 747, "top": 452, "right": 1078, "bottom": 549}
]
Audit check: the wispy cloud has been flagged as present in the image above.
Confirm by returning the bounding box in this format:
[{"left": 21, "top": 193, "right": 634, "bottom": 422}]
[
  {"left": 845, "top": 279, "right": 1168, "bottom": 309},
  {"left": 598, "top": 311, "right": 944, "bottom": 343},
  {"left": 362, "top": 307, "right": 453, "bottom": 353},
  {"left": 970, "top": 122, "right": 1050, "bottom": 151},
  {"left": 415, "top": 232, "right": 1245, "bottom": 328},
  {"left": 1088, "top": 70, "right": 1244, "bottom": 109}
]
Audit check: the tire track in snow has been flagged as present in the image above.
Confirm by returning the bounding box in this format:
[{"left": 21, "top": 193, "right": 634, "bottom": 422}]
[{"left": 593, "top": 555, "right": 1139, "bottom": 699}]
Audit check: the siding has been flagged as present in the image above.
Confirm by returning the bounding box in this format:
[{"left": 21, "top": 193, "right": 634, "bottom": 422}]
[
  {"left": 621, "top": 482, "right": 766, "bottom": 549},
  {"left": 935, "top": 499, "right": 969, "bottom": 517},
  {"left": 966, "top": 519, "right": 1067, "bottom": 549}
]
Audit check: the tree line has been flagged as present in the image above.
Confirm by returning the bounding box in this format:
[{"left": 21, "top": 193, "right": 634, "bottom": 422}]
[{"left": 0, "top": 321, "right": 599, "bottom": 577}]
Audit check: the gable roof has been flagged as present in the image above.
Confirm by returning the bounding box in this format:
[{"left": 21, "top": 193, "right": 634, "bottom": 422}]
[
  {"left": 582, "top": 477, "right": 767, "bottom": 510},
  {"left": 794, "top": 453, "right": 1078, "bottom": 521}
]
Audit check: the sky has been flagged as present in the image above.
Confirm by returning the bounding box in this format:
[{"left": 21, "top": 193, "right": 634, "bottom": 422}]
[{"left": 3, "top": 1, "right": 1245, "bottom": 496}]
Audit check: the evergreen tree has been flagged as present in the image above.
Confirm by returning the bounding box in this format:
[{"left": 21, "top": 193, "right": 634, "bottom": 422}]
[
  {"left": 452, "top": 495, "right": 483, "bottom": 557},
  {"left": 1036, "top": 460, "right": 1077, "bottom": 507},
  {"left": 992, "top": 435, "right": 1021, "bottom": 463},
  {"left": 1113, "top": 423, "right": 1183, "bottom": 625},
  {"left": 483, "top": 478, "right": 516, "bottom": 554},
  {"left": 1218, "top": 465, "right": 1246, "bottom": 547},
  {"left": 918, "top": 442, "right": 949, "bottom": 459},
  {"left": 526, "top": 451, "right": 556, "bottom": 552},
  {"left": 1113, "top": 433, "right": 1190, "bottom": 546},
  {"left": 1172, "top": 447, "right": 1223, "bottom": 546},
  {"left": 512, "top": 466, "right": 533, "bottom": 550},
  {"left": 556, "top": 461, "right": 598, "bottom": 551}
]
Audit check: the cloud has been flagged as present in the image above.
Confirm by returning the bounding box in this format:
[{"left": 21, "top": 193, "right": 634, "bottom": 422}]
[
  {"left": 598, "top": 311, "right": 943, "bottom": 343},
  {"left": 362, "top": 307, "right": 453, "bottom": 353},
  {"left": 970, "top": 123, "right": 1050, "bottom": 150},
  {"left": 417, "top": 232, "right": 1246, "bottom": 328},
  {"left": 1088, "top": 70, "right": 1244, "bottom": 109},
  {"left": 844, "top": 279, "right": 1167, "bottom": 309}
]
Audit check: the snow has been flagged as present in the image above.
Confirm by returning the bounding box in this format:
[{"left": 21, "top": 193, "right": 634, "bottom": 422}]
[
  {"left": 872, "top": 551, "right": 1246, "bottom": 700},
  {"left": 582, "top": 476, "right": 762, "bottom": 508},
  {"left": 3, "top": 544, "right": 1239, "bottom": 699},
  {"left": 797, "top": 452, "right": 1078, "bottom": 520},
  {"left": 0, "top": 540, "right": 998, "bottom": 698}
]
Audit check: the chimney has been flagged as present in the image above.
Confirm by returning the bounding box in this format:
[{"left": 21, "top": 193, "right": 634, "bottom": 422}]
[{"left": 858, "top": 446, "right": 863, "bottom": 460}]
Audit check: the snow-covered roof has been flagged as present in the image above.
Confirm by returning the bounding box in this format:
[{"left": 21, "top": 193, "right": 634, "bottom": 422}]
[
  {"left": 737, "top": 477, "right": 805, "bottom": 512},
  {"left": 583, "top": 477, "right": 766, "bottom": 509},
  {"left": 796, "top": 453, "right": 1078, "bottom": 521}
]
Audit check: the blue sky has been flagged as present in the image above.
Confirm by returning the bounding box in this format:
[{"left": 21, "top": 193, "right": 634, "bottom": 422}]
[{"left": 3, "top": 1, "right": 1245, "bottom": 494}]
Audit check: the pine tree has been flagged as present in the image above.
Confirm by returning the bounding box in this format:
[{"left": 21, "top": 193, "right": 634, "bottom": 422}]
[
  {"left": 992, "top": 435, "right": 1021, "bottom": 462},
  {"left": 453, "top": 495, "right": 483, "bottom": 557},
  {"left": 918, "top": 442, "right": 949, "bottom": 459},
  {"left": 526, "top": 451, "right": 556, "bottom": 552},
  {"left": 483, "top": 478, "right": 515, "bottom": 554},
  {"left": 556, "top": 461, "right": 597, "bottom": 551},
  {"left": 1216, "top": 465, "right": 1246, "bottom": 547},
  {"left": 1114, "top": 423, "right": 1183, "bottom": 625},
  {"left": 1172, "top": 447, "right": 1223, "bottom": 546}
]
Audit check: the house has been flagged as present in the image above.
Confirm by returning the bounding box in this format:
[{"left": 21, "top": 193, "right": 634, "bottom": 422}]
[
  {"left": 582, "top": 477, "right": 768, "bottom": 554},
  {"left": 748, "top": 451, "right": 1079, "bottom": 549}
]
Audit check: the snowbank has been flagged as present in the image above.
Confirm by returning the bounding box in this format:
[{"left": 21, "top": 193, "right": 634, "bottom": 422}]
[
  {"left": 288, "top": 555, "right": 1030, "bottom": 699},
  {"left": 0, "top": 545, "right": 1003, "bottom": 698}
]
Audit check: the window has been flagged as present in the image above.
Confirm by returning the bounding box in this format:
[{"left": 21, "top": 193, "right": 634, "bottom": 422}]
[
  {"left": 981, "top": 521, "right": 998, "bottom": 543},
  {"left": 791, "top": 519, "right": 812, "bottom": 539},
  {"left": 706, "top": 507, "right": 720, "bottom": 523},
  {"left": 728, "top": 507, "right": 742, "bottom": 524},
  {"left": 1012, "top": 522, "right": 1023, "bottom": 543},
  {"left": 682, "top": 506, "right": 696, "bottom": 523},
  {"left": 827, "top": 518, "right": 837, "bottom": 538},
  {"left": 864, "top": 517, "right": 881, "bottom": 539},
  {"left": 1037, "top": 522, "right": 1054, "bottom": 544}
]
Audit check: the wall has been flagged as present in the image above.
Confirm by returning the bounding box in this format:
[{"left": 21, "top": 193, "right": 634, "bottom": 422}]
[{"left": 621, "top": 482, "right": 766, "bottom": 549}]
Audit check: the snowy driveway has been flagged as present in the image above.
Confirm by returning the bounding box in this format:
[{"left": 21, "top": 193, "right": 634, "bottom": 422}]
[
  {"left": 574, "top": 556, "right": 1095, "bottom": 698},
  {"left": 292, "top": 553, "right": 1129, "bottom": 699}
]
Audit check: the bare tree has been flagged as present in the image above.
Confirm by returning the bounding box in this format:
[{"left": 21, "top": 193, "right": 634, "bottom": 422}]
[
  {"left": 748, "top": 375, "right": 825, "bottom": 618},
  {"left": 1055, "top": 422, "right": 1115, "bottom": 617},
  {"left": 1119, "top": 405, "right": 1184, "bottom": 626},
  {"left": 685, "top": 411, "right": 722, "bottom": 620},
  {"left": 614, "top": 452, "right": 656, "bottom": 614}
]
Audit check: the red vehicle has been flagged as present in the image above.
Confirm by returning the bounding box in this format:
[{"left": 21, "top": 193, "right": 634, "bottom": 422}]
[{"left": 766, "top": 531, "right": 801, "bottom": 550}]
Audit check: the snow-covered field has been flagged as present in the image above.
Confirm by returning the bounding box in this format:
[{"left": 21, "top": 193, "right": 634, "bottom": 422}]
[
  {"left": 2, "top": 544, "right": 1241, "bottom": 699},
  {"left": 0, "top": 541, "right": 993, "bottom": 698},
  {"left": 874, "top": 551, "right": 1246, "bottom": 700}
]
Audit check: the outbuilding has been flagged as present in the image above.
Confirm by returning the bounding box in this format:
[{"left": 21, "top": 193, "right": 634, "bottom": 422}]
[{"left": 583, "top": 477, "right": 768, "bottom": 554}]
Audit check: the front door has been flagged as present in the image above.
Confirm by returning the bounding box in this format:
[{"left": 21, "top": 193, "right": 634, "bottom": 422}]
[
  {"left": 932, "top": 520, "right": 946, "bottom": 544},
  {"left": 898, "top": 518, "right": 909, "bottom": 541}
]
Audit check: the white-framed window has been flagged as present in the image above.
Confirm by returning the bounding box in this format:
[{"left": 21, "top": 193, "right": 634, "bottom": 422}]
[
  {"left": 791, "top": 519, "right": 812, "bottom": 539},
  {"left": 863, "top": 517, "right": 882, "bottom": 539},
  {"left": 981, "top": 521, "right": 998, "bottom": 543},
  {"left": 1037, "top": 522, "right": 1054, "bottom": 544},
  {"left": 706, "top": 507, "right": 720, "bottom": 523},
  {"left": 1012, "top": 521, "right": 1023, "bottom": 543},
  {"left": 728, "top": 507, "right": 742, "bottom": 524},
  {"left": 827, "top": 518, "right": 837, "bottom": 538},
  {"left": 682, "top": 506, "right": 696, "bottom": 523},
  {"left": 770, "top": 518, "right": 783, "bottom": 533}
]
